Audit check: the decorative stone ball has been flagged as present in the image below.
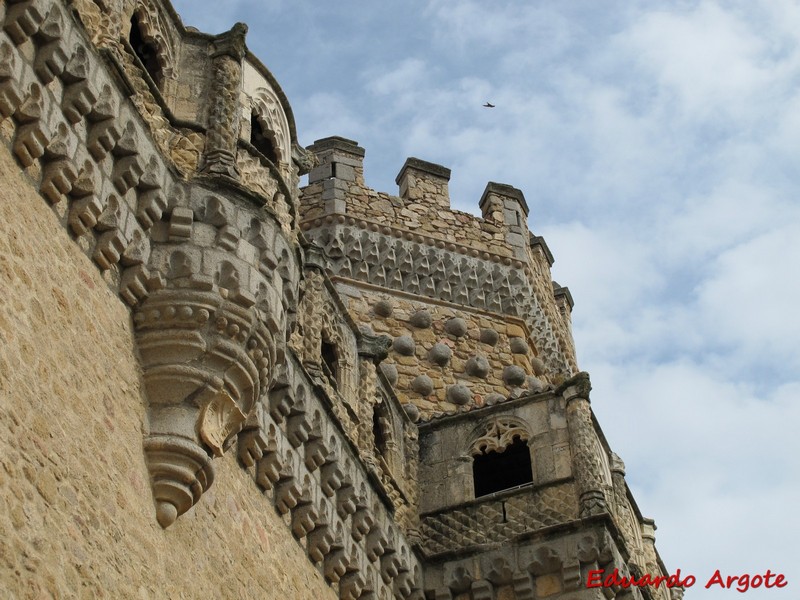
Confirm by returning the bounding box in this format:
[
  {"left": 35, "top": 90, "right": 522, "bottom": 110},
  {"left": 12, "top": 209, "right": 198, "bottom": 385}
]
[
  {"left": 374, "top": 298, "right": 393, "bottom": 317},
  {"left": 509, "top": 337, "right": 528, "bottom": 354},
  {"left": 410, "top": 375, "right": 434, "bottom": 396},
  {"left": 402, "top": 403, "right": 420, "bottom": 422},
  {"left": 428, "top": 342, "right": 452, "bottom": 366},
  {"left": 531, "top": 357, "right": 546, "bottom": 376},
  {"left": 527, "top": 376, "right": 545, "bottom": 393},
  {"left": 446, "top": 384, "right": 473, "bottom": 405},
  {"left": 485, "top": 392, "right": 505, "bottom": 406},
  {"left": 380, "top": 363, "right": 398, "bottom": 385},
  {"left": 444, "top": 317, "right": 468, "bottom": 337},
  {"left": 465, "top": 356, "right": 490, "bottom": 379},
  {"left": 409, "top": 310, "right": 432, "bottom": 328},
  {"left": 479, "top": 328, "right": 499, "bottom": 346},
  {"left": 393, "top": 335, "right": 416, "bottom": 356},
  {"left": 503, "top": 365, "right": 527, "bottom": 387}
]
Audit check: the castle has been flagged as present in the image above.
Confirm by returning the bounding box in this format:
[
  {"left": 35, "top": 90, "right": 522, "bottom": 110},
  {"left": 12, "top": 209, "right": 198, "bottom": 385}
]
[{"left": 0, "top": 0, "right": 676, "bottom": 598}]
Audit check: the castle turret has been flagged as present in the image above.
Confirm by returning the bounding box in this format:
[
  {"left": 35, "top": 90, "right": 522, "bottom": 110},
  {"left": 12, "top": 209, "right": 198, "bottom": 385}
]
[{"left": 479, "top": 181, "right": 530, "bottom": 260}]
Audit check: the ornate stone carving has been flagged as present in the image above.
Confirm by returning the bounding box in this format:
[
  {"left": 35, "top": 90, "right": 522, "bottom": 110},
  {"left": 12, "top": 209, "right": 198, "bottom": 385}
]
[
  {"left": 470, "top": 416, "right": 530, "bottom": 455},
  {"left": 0, "top": 4, "right": 669, "bottom": 596},
  {"left": 558, "top": 372, "right": 609, "bottom": 518},
  {"left": 250, "top": 85, "right": 290, "bottom": 165},
  {"left": 357, "top": 331, "right": 392, "bottom": 364},
  {"left": 303, "top": 222, "right": 574, "bottom": 378},
  {"left": 419, "top": 483, "right": 578, "bottom": 556},
  {"left": 131, "top": 0, "right": 177, "bottom": 80},
  {"left": 201, "top": 22, "right": 247, "bottom": 178},
  {"left": 464, "top": 355, "right": 490, "bottom": 378},
  {"left": 445, "top": 384, "right": 471, "bottom": 406},
  {"left": 143, "top": 435, "right": 214, "bottom": 527}
]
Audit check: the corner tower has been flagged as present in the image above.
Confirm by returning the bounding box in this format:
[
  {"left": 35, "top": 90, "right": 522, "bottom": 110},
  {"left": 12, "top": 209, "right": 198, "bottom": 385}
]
[{"left": 301, "top": 138, "right": 675, "bottom": 599}]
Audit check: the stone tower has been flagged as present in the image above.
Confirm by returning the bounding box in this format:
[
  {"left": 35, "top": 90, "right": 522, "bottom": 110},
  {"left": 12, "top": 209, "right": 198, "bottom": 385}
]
[
  {"left": 0, "top": 0, "right": 674, "bottom": 598},
  {"left": 299, "top": 139, "right": 673, "bottom": 599}
]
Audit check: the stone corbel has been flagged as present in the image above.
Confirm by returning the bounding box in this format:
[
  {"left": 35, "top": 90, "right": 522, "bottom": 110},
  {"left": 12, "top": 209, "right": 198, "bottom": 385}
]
[
  {"left": 133, "top": 186, "right": 287, "bottom": 527},
  {"left": 292, "top": 140, "right": 318, "bottom": 176},
  {"left": 357, "top": 330, "right": 392, "bottom": 365}
]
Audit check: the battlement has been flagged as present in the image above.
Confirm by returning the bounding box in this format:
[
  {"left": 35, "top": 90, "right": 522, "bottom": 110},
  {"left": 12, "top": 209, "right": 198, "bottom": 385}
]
[{"left": 301, "top": 137, "right": 549, "bottom": 264}]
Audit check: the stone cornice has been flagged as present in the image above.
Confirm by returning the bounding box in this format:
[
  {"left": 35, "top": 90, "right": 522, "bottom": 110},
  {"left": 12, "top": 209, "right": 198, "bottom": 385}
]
[{"left": 301, "top": 213, "right": 526, "bottom": 269}]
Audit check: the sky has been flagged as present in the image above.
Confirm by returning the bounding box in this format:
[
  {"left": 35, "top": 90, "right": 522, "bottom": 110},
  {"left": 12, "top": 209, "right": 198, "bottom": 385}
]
[{"left": 174, "top": 0, "right": 800, "bottom": 596}]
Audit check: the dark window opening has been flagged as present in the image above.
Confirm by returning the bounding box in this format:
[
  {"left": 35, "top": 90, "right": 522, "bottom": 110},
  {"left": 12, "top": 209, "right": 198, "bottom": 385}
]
[
  {"left": 373, "top": 405, "right": 388, "bottom": 458},
  {"left": 250, "top": 114, "right": 278, "bottom": 164},
  {"left": 129, "top": 15, "right": 162, "bottom": 86},
  {"left": 321, "top": 339, "right": 338, "bottom": 389},
  {"left": 472, "top": 436, "right": 533, "bottom": 498}
]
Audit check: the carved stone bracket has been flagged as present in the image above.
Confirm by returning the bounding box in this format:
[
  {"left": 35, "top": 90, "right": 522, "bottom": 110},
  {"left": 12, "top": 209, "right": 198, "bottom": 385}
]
[{"left": 357, "top": 331, "right": 392, "bottom": 365}]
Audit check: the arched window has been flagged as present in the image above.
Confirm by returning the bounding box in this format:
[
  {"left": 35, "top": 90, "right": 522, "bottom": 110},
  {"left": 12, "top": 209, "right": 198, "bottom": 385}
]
[
  {"left": 250, "top": 113, "right": 278, "bottom": 164},
  {"left": 470, "top": 417, "right": 533, "bottom": 498},
  {"left": 129, "top": 15, "right": 162, "bottom": 86}
]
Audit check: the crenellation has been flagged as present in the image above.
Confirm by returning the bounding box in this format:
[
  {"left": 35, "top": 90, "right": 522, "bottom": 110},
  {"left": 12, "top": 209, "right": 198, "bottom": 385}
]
[{"left": 395, "top": 156, "right": 451, "bottom": 207}]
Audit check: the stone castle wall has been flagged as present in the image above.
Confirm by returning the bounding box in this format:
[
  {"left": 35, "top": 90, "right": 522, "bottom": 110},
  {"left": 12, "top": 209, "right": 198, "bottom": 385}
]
[{"left": 0, "top": 141, "right": 335, "bottom": 599}]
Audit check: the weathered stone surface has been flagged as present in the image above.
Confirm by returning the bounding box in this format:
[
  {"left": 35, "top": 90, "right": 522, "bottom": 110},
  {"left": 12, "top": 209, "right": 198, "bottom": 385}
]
[
  {"left": 409, "top": 309, "right": 432, "bottom": 328},
  {"left": 446, "top": 384, "right": 472, "bottom": 405},
  {"left": 380, "top": 362, "right": 398, "bottom": 385},
  {"left": 444, "top": 317, "right": 468, "bottom": 337},
  {"left": 374, "top": 297, "right": 393, "bottom": 317},
  {"left": 465, "top": 356, "right": 490, "bottom": 379},
  {"left": 531, "top": 357, "right": 546, "bottom": 376},
  {"left": 527, "top": 376, "right": 545, "bottom": 393},
  {"left": 428, "top": 342, "right": 452, "bottom": 366},
  {"left": 403, "top": 403, "right": 421, "bottom": 422},
  {"left": 411, "top": 375, "right": 434, "bottom": 396},
  {"left": 509, "top": 336, "right": 528, "bottom": 354},
  {"left": 485, "top": 392, "right": 506, "bottom": 406},
  {"left": 503, "top": 365, "right": 527, "bottom": 387},
  {"left": 480, "top": 328, "right": 499, "bottom": 346},
  {"left": 393, "top": 335, "right": 416, "bottom": 356}
]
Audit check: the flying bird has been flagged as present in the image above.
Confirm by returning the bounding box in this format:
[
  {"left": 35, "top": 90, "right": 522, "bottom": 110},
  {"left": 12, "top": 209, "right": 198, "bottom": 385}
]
[{"left": 483, "top": 102, "right": 495, "bottom": 108}]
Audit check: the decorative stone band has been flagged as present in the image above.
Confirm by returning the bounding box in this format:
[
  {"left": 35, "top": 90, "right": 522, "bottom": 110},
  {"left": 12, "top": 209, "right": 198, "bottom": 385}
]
[
  {"left": 558, "top": 372, "right": 610, "bottom": 518},
  {"left": 304, "top": 220, "right": 572, "bottom": 378},
  {"left": 423, "top": 527, "right": 623, "bottom": 599},
  {"left": 418, "top": 481, "right": 579, "bottom": 557},
  {"left": 302, "top": 214, "right": 526, "bottom": 268},
  {"left": 238, "top": 353, "right": 424, "bottom": 598}
]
